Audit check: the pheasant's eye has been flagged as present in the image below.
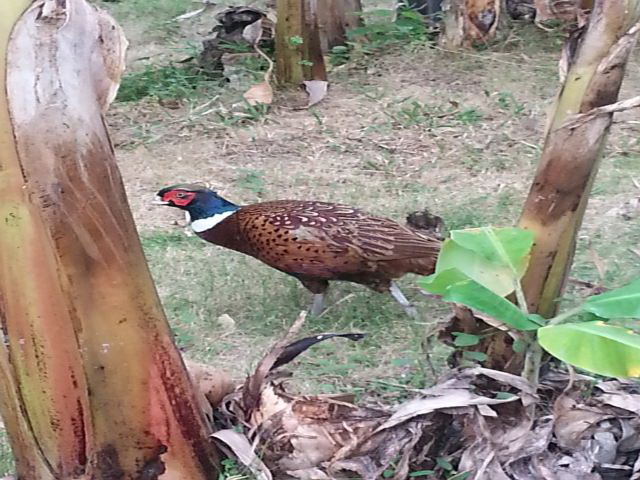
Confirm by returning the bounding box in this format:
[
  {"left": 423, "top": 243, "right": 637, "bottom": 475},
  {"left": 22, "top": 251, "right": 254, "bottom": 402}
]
[{"left": 175, "top": 192, "right": 187, "bottom": 198}]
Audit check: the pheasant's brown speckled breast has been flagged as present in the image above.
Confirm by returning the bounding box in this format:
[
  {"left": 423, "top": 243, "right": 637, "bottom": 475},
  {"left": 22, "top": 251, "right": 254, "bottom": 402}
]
[
  {"left": 197, "top": 200, "right": 440, "bottom": 293},
  {"left": 236, "top": 201, "right": 368, "bottom": 277}
]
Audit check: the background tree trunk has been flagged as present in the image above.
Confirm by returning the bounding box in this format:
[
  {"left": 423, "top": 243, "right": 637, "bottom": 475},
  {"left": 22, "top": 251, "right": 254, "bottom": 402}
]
[
  {"left": 404, "top": 0, "right": 445, "bottom": 16},
  {"left": 505, "top": 0, "right": 536, "bottom": 20},
  {"left": 533, "top": 0, "right": 555, "bottom": 21},
  {"left": 343, "top": 0, "right": 365, "bottom": 30},
  {"left": 440, "top": 0, "right": 502, "bottom": 48},
  {"left": 313, "top": 0, "right": 363, "bottom": 52},
  {"left": 275, "top": 0, "right": 327, "bottom": 85},
  {"left": 0, "top": 1, "right": 221, "bottom": 477},
  {"left": 534, "top": 0, "right": 590, "bottom": 23}
]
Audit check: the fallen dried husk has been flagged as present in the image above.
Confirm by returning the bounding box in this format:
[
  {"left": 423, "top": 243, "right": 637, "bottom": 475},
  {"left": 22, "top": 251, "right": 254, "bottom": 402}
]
[{"left": 211, "top": 317, "right": 640, "bottom": 479}]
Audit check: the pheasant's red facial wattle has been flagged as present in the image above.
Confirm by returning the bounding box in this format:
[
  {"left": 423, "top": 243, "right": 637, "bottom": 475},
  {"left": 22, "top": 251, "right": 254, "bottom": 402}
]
[{"left": 163, "top": 190, "right": 196, "bottom": 207}]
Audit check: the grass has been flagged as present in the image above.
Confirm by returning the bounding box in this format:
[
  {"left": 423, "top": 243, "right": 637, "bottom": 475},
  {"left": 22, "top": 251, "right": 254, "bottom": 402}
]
[
  {"left": 96, "top": 0, "right": 191, "bottom": 38},
  {"left": 101, "top": 0, "right": 189, "bottom": 19},
  {"left": 141, "top": 229, "right": 452, "bottom": 390},
  {"left": 2, "top": 0, "right": 640, "bottom": 475},
  {"left": 115, "top": 6, "right": 640, "bottom": 401},
  {"left": 113, "top": 0, "right": 639, "bottom": 402},
  {"left": 117, "top": 64, "right": 220, "bottom": 103},
  {"left": 219, "top": 457, "right": 251, "bottom": 480},
  {"left": 0, "top": 430, "right": 13, "bottom": 477},
  {"left": 233, "top": 169, "right": 266, "bottom": 196},
  {"left": 342, "top": 7, "right": 434, "bottom": 53}
]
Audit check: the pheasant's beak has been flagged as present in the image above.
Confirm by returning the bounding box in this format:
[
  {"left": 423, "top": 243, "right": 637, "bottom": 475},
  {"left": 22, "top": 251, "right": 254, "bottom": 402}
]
[{"left": 152, "top": 195, "right": 170, "bottom": 205}]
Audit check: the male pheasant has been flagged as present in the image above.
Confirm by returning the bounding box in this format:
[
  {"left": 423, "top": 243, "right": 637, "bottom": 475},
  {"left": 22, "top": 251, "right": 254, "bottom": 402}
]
[{"left": 155, "top": 184, "right": 441, "bottom": 316}]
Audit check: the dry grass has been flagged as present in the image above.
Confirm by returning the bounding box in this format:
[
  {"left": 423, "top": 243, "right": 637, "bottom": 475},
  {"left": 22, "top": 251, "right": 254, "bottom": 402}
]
[
  {"left": 102, "top": 1, "right": 640, "bottom": 398},
  {"left": 1, "top": 1, "right": 640, "bottom": 475}
]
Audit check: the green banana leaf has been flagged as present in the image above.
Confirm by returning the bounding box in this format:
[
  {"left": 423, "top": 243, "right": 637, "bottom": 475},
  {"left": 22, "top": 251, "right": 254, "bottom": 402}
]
[
  {"left": 440, "top": 278, "right": 540, "bottom": 331},
  {"left": 583, "top": 279, "right": 640, "bottom": 319},
  {"left": 538, "top": 322, "right": 640, "bottom": 377},
  {"left": 418, "top": 267, "right": 468, "bottom": 295},
  {"left": 431, "top": 240, "right": 517, "bottom": 297},
  {"left": 450, "top": 227, "right": 534, "bottom": 274}
]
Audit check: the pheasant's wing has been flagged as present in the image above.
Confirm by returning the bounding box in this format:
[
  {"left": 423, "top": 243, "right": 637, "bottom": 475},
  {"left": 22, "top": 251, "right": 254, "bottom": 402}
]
[
  {"left": 237, "top": 200, "right": 440, "bottom": 265},
  {"left": 316, "top": 212, "right": 440, "bottom": 261},
  {"left": 235, "top": 202, "right": 367, "bottom": 277}
]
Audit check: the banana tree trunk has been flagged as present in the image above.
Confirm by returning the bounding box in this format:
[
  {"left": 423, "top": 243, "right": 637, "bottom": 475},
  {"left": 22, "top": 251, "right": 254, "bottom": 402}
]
[
  {"left": 440, "top": 0, "right": 501, "bottom": 48},
  {"left": 275, "top": 0, "right": 327, "bottom": 85},
  {"left": 519, "top": 0, "right": 640, "bottom": 318},
  {"left": 0, "top": 1, "right": 220, "bottom": 478},
  {"left": 444, "top": 0, "right": 640, "bottom": 374}
]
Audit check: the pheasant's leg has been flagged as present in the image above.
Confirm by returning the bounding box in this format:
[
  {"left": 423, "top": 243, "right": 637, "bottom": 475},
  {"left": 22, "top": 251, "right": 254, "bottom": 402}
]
[
  {"left": 310, "top": 293, "right": 326, "bottom": 316},
  {"left": 298, "top": 277, "right": 329, "bottom": 316},
  {"left": 390, "top": 282, "right": 419, "bottom": 320}
]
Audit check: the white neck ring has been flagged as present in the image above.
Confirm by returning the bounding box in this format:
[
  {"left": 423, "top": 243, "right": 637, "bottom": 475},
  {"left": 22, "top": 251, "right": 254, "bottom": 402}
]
[{"left": 190, "top": 211, "right": 236, "bottom": 233}]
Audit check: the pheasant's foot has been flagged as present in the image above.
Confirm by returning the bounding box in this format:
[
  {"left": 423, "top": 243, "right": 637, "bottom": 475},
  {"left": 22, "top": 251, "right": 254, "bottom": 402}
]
[
  {"left": 390, "top": 282, "right": 419, "bottom": 320},
  {"left": 309, "top": 293, "right": 326, "bottom": 316}
]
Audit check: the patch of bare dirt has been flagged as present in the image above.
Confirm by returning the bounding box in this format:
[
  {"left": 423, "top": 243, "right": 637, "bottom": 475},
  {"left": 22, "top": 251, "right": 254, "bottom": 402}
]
[{"left": 111, "top": 44, "right": 565, "bottom": 233}]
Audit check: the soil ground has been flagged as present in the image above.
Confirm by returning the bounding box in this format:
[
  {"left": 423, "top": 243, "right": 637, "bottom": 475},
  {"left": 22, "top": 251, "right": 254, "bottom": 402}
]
[{"left": 1, "top": 0, "right": 639, "bottom": 475}]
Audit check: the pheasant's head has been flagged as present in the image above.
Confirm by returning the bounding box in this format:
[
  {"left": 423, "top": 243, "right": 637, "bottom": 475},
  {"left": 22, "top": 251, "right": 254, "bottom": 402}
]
[{"left": 155, "top": 184, "right": 238, "bottom": 220}]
